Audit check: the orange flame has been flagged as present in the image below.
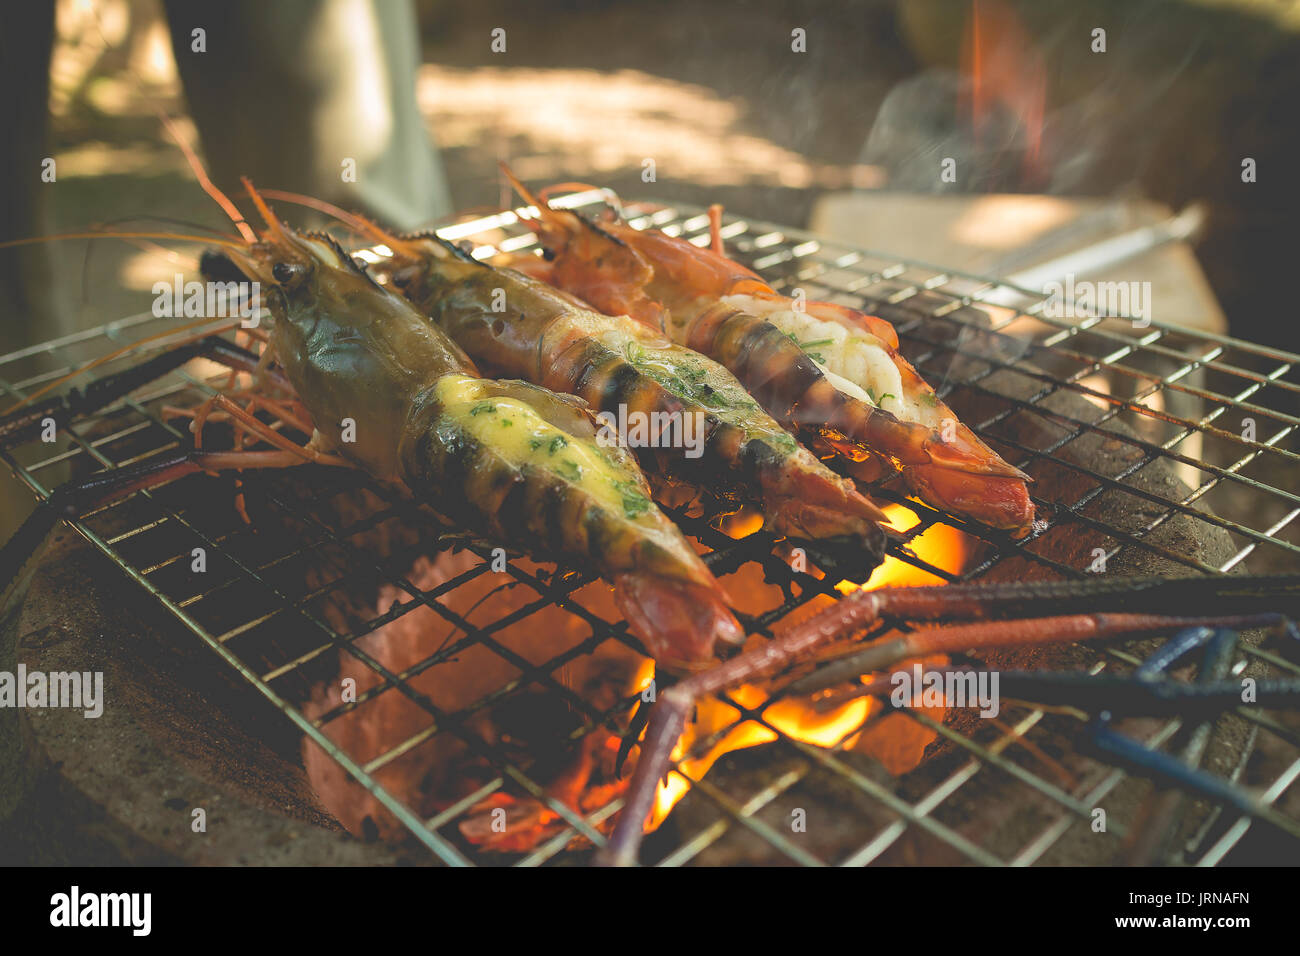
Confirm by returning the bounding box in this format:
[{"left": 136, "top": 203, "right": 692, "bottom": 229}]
[
  {"left": 642, "top": 502, "right": 973, "bottom": 828},
  {"left": 961, "top": 0, "right": 1048, "bottom": 186}
]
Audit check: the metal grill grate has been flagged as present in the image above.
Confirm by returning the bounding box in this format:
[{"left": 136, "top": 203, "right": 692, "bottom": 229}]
[{"left": 2, "top": 194, "right": 1298, "bottom": 866}]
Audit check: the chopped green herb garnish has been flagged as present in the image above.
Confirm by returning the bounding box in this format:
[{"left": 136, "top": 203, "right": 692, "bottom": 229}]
[
  {"left": 784, "top": 331, "right": 833, "bottom": 365},
  {"left": 613, "top": 480, "right": 652, "bottom": 518},
  {"left": 549, "top": 435, "right": 568, "bottom": 454},
  {"left": 529, "top": 437, "right": 546, "bottom": 450},
  {"left": 556, "top": 459, "right": 582, "bottom": 481},
  {"left": 785, "top": 331, "right": 835, "bottom": 355},
  {"left": 621, "top": 493, "right": 651, "bottom": 518},
  {"left": 470, "top": 402, "right": 497, "bottom": 416},
  {"left": 499, "top": 418, "right": 512, "bottom": 426},
  {"left": 770, "top": 431, "right": 798, "bottom": 453}
]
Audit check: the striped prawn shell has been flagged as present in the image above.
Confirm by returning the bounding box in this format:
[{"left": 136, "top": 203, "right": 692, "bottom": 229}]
[
  {"left": 401, "top": 384, "right": 683, "bottom": 582},
  {"left": 685, "top": 302, "right": 929, "bottom": 464},
  {"left": 394, "top": 259, "right": 890, "bottom": 578},
  {"left": 542, "top": 332, "right": 796, "bottom": 495}
]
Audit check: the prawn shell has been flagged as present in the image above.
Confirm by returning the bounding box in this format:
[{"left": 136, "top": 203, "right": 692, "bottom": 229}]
[
  {"left": 496, "top": 182, "right": 1034, "bottom": 535},
  {"left": 244, "top": 223, "right": 743, "bottom": 665},
  {"left": 394, "top": 253, "right": 890, "bottom": 576}
]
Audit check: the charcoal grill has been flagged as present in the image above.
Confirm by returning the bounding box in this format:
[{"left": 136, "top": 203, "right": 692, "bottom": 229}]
[{"left": 1, "top": 193, "right": 1298, "bottom": 867}]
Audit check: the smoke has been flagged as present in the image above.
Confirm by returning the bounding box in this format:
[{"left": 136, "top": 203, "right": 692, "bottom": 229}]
[{"left": 859, "top": 0, "right": 1210, "bottom": 198}]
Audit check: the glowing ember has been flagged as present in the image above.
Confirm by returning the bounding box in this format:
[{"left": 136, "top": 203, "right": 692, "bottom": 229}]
[
  {"left": 303, "top": 498, "right": 973, "bottom": 850},
  {"left": 961, "top": 0, "right": 1048, "bottom": 187},
  {"left": 643, "top": 501, "right": 974, "bottom": 828},
  {"left": 303, "top": 549, "right": 643, "bottom": 849}
]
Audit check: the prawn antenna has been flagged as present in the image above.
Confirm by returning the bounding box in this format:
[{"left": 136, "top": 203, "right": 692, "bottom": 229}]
[
  {"left": 498, "top": 164, "right": 627, "bottom": 250},
  {"left": 707, "top": 204, "right": 725, "bottom": 256},
  {"left": 258, "top": 189, "right": 372, "bottom": 236},
  {"left": 498, "top": 162, "right": 544, "bottom": 218},
  {"left": 156, "top": 112, "right": 256, "bottom": 244},
  {"left": 0, "top": 231, "right": 247, "bottom": 253},
  {"left": 258, "top": 188, "right": 435, "bottom": 265}
]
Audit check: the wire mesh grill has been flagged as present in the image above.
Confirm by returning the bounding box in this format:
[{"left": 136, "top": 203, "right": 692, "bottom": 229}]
[{"left": 1, "top": 193, "right": 1298, "bottom": 866}]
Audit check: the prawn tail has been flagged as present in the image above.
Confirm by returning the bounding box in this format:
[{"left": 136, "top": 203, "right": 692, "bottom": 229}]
[
  {"left": 835, "top": 401, "right": 1035, "bottom": 535},
  {"left": 892, "top": 406, "right": 1035, "bottom": 536},
  {"left": 756, "top": 457, "right": 892, "bottom": 581},
  {"left": 687, "top": 303, "right": 1035, "bottom": 535},
  {"left": 922, "top": 421, "right": 1032, "bottom": 481},
  {"left": 905, "top": 463, "right": 1036, "bottom": 537},
  {"left": 614, "top": 572, "right": 744, "bottom": 668}
]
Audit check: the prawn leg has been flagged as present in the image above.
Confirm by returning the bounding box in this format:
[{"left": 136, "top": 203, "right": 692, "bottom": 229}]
[
  {"left": 599, "top": 575, "right": 1299, "bottom": 866},
  {"left": 0, "top": 335, "right": 304, "bottom": 614},
  {"left": 0, "top": 335, "right": 268, "bottom": 444},
  {"left": 0, "top": 447, "right": 313, "bottom": 620}
]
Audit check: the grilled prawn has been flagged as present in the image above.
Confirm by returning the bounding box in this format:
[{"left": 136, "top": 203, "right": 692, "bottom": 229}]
[
  {"left": 3, "top": 183, "right": 1296, "bottom": 870},
  {"left": 222, "top": 188, "right": 747, "bottom": 664},
  {"left": 361, "top": 229, "right": 889, "bottom": 578},
  {"left": 88, "top": 185, "right": 740, "bottom": 667},
  {"left": 501, "top": 170, "right": 1036, "bottom": 537}
]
